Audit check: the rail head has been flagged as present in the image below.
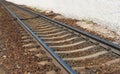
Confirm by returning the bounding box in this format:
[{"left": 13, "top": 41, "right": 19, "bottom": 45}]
[{"left": 1, "top": 2, "right": 76, "bottom": 74}]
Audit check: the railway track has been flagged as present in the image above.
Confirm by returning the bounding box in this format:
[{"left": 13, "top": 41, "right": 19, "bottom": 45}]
[
  {"left": 18, "top": 24, "right": 62, "bottom": 74},
  {"left": 1, "top": 1, "right": 120, "bottom": 74}
]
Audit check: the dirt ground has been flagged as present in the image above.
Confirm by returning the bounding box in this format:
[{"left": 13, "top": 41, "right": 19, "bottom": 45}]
[
  {"left": 0, "top": 3, "right": 120, "bottom": 74},
  {"left": 0, "top": 4, "right": 53, "bottom": 74}
]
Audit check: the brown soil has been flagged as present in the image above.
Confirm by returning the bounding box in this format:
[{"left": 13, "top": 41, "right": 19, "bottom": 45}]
[
  {"left": 4, "top": 2, "right": 119, "bottom": 74},
  {"left": 0, "top": 4, "right": 60, "bottom": 74}
]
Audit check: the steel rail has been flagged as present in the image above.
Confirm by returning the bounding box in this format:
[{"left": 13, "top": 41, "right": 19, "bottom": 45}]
[
  {"left": 0, "top": 2, "right": 76, "bottom": 74},
  {"left": 9, "top": 2, "right": 120, "bottom": 52}
]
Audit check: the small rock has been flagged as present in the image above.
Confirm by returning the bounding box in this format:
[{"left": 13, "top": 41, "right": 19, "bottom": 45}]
[
  {"left": 27, "top": 72, "right": 31, "bottom": 74},
  {"left": 3, "top": 55, "right": 6, "bottom": 58},
  {"left": 2, "top": 48, "right": 6, "bottom": 50},
  {"left": 16, "top": 65, "right": 20, "bottom": 69},
  {"left": 37, "top": 61, "right": 51, "bottom": 66},
  {"left": 24, "top": 53, "right": 28, "bottom": 55},
  {"left": 45, "top": 10, "right": 53, "bottom": 14},
  {"left": 29, "top": 48, "right": 39, "bottom": 52},
  {"left": 54, "top": 15, "right": 65, "bottom": 19},
  {"left": 24, "top": 71, "right": 31, "bottom": 74}
]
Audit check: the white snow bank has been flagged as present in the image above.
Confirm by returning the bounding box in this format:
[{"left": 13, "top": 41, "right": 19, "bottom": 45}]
[{"left": 6, "top": 0, "right": 120, "bottom": 35}]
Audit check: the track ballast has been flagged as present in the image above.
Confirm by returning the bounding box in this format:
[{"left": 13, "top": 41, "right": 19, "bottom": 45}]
[{"left": 1, "top": 1, "right": 120, "bottom": 74}]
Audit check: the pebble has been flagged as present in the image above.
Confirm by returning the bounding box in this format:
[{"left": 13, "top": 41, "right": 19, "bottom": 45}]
[
  {"left": 27, "top": 72, "right": 31, "bottom": 74},
  {"left": 16, "top": 65, "right": 21, "bottom": 69},
  {"left": 3, "top": 55, "right": 6, "bottom": 58}
]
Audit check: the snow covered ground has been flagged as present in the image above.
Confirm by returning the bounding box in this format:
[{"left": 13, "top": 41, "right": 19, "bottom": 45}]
[{"left": 6, "top": 0, "right": 120, "bottom": 35}]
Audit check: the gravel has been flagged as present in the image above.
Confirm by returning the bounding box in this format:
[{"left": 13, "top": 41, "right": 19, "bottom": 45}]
[{"left": 0, "top": 4, "right": 61, "bottom": 74}]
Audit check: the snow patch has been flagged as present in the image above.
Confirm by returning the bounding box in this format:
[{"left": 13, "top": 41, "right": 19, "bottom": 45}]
[{"left": 6, "top": 0, "right": 120, "bottom": 35}]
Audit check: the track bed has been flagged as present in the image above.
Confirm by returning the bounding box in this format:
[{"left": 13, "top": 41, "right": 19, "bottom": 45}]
[{"left": 1, "top": 1, "right": 120, "bottom": 74}]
